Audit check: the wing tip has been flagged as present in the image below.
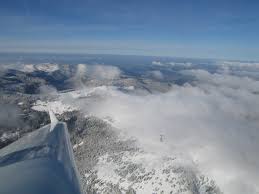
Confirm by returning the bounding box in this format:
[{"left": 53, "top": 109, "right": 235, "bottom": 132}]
[{"left": 48, "top": 109, "right": 58, "bottom": 131}]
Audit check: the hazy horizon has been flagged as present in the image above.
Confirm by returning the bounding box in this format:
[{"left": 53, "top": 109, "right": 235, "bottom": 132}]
[{"left": 1, "top": 0, "right": 259, "bottom": 60}]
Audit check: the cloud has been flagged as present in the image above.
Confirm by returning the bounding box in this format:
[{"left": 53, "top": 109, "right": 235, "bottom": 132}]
[
  {"left": 148, "top": 70, "right": 164, "bottom": 80},
  {"left": 152, "top": 61, "right": 164, "bottom": 66},
  {"left": 86, "top": 64, "right": 121, "bottom": 80},
  {"left": 0, "top": 63, "right": 23, "bottom": 72},
  {"left": 0, "top": 104, "right": 21, "bottom": 128},
  {"left": 73, "top": 64, "right": 121, "bottom": 88},
  {"left": 168, "top": 62, "right": 192, "bottom": 67},
  {"left": 151, "top": 60, "right": 193, "bottom": 68},
  {"left": 219, "top": 61, "right": 259, "bottom": 69},
  {"left": 38, "top": 85, "right": 58, "bottom": 95},
  {"left": 183, "top": 69, "right": 259, "bottom": 93},
  {"left": 63, "top": 66, "right": 259, "bottom": 194},
  {"left": 216, "top": 61, "right": 259, "bottom": 79},
  {"left": 75, "top": 64, "right": 121, "bottom": 80},
  {"left": 73, "top": 64, "right": 87, "bottom": 87}
]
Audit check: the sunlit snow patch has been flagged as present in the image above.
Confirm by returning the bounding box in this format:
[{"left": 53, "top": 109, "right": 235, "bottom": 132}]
[
  {"left": 32, "top": 100, "right": 77, "bottom": 115},
  {"left": 22, "top": 63, "right": 59, "bottom": 73},
  {"left": 86, "top": 151, "right": 220, "bottom": 194}
]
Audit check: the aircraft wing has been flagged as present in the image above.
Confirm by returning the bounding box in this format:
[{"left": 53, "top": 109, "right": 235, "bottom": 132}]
[{"left": 0, "top": 120, "right": 83, "bottom": 194}]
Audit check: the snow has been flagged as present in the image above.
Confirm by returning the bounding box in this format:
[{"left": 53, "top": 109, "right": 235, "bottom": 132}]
[
  {"left": 32, "top": 100, "right": 77, "bottom": 115},
  {"left": 29, "top": 88, "right": 220, "bottom": 193},
  {"left": 73, "top": 141, "right": 84, "bottom": 150},
  {"left": 78, "top": 141, "right": 84, "bottom": 146},
  {"left": 124, "top": 86, "right": 135, "bottom": 90},
  {"left": 91, "top": 151, "right": 218, "bottom": 194},
  {"left": 94, "top": 151, "right": 178, "bottom": 193},
  {"left": 22, "top": 63, "right": 59, "bottom": 73},
  {"left": 0, "top": 132, "right": 20, "bottom": 142},
  {"left": 66, "top": 87, "right": 107, "bottom": 98},
  {"left": 36, "top": 63, "right": 59, "bottom": 72}
]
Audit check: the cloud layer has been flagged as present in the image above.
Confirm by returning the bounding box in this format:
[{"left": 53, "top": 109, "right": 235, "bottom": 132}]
[
  {"left": 76, "top": 64, "right": 121, "bottom": 80},
  {"left": 0, "top": 104, "right": 21, "bottom": 128},
  {"left": 66, "top": 63, "right": 259, "bottom": 194},
  {"left": 148, "top": 70, "right": 164, "bottom": 80}
]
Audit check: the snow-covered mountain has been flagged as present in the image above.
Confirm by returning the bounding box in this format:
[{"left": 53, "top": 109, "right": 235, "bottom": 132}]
[
  {"left": 22, "top": 63, "right": 59, "bottom": 73},
  {"left": 29, "top": 88, "right": 222, "bottom": 194}
]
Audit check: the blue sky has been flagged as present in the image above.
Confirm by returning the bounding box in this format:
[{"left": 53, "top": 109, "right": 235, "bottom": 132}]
[{"left": 0, "top": 0, "right": 259, "bottom": 60}]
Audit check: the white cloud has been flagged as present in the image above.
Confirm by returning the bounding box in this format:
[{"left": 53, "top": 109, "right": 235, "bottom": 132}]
[
  {"left": 0, "top": 104, "right": 21, "bottom": 128},
  {"left": 73, "top": 64, "right": 121, "bottom": 88},
  {"left": 183, "top": 69, "right": 259, "bottom": 93},
  {"left": 87, "top": 64, "right": 121, "bottom": 80},
  {"left": 151, "top": 61, "right": 193, "bottom": 68},
  {"left": 38, "top": 85, "right": 58, "bottom": 95},
  {"left": 148, "top": 70, "right": 164, "bottom": 80},
  {"left": 152, "top": 61, "right": 164, "bottom": 66},
  {"left": 76, "top": 64, "right": 87, "bottom": 78},
  {"left": 76, "top": 64, "right": 121, "bottom": 80},
  {"left": 219, "top": 61, "right": 259, "bottom": 69},
  {"left": 216, "top": 61, "right": 259, "bottom": 79},
  {"left": 64, "top": 67, "right": 259, "bottom": 194},
  {"left": 22, "top": 64, "right": 35, "bottom": 72},
  {"left": 168, "top": 62, "right": 192, "bottom": 67}
]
